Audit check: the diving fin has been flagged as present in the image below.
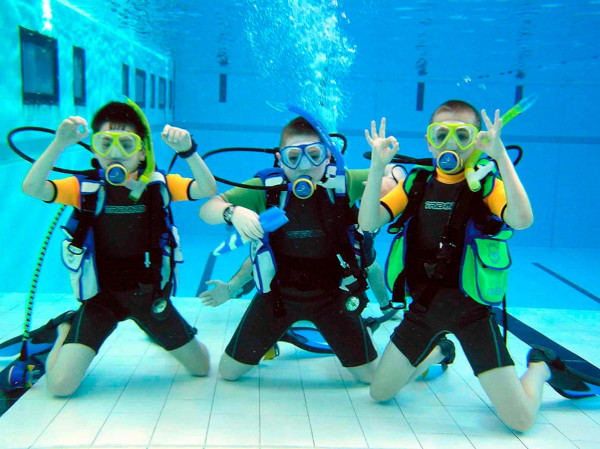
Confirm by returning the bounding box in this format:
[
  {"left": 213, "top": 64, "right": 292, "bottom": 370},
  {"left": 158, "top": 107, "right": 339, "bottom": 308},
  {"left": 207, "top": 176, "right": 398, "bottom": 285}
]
[
  {"left": 278, "top": 312, "right": 398, "bottom": 355},
  {"left": 550, "top": 365, "right": 600, "bottom": 399},
  {"left": 262, "top": 344, "right": 280, "bottom": 361},
  {"left": 0, "top": 358, "right": 45, "bottom": 392},
  {"left": 528, "top": 345, "right": 598, "bottom": 399},
  {"left": 279, "top": 327, "right": 334, "bottom": 354},
  {"left": 0, "top": 311, "right": 74, "bottom": 358}
]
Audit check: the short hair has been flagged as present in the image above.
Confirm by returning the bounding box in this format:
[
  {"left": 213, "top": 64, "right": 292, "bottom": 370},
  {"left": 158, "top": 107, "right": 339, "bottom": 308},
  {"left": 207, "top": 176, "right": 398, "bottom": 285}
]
[
  {"left": 430, "top": 99, "right": 482, "bottom": 130},
  {"left": 91, "top": 102, "right": 147, "bottom": 139},
  {"left": 279, "top": 116, "right": 319, "bottom": 148}
]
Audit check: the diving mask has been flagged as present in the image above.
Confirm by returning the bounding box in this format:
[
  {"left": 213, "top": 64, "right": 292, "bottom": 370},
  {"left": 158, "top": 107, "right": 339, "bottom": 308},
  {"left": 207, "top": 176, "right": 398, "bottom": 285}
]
[
  {"left": 280, "top": 142, "right": 327, "bottom": 169},
  {"left": 426, "top": 122, "right": 478, "bottom": 151},
  {"left": 91, "top": 131, "right": 142, "bottom": 158}
]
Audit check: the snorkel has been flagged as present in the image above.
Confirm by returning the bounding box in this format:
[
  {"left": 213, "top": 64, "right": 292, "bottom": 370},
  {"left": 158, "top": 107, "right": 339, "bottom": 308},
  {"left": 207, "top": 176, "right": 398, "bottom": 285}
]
[
  {"left": 285, "top": 104, "right": 346, "bottom": 199},
  {"left": 125, "top": 97, "right": 155, "bottom": 201},
  {"left": 464, "top": 94, "right": 538, "bottom": 191}
]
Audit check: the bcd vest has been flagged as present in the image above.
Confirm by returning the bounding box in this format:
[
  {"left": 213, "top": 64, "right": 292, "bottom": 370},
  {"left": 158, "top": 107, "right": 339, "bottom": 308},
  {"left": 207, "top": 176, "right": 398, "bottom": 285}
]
[
  {"left": 385, "top": 162, "right": 512, "bottom": 306},
  {"left": 61, "top": 169, "right": 183, "bottom": 301},
  {"left": 249, "top": 167, "right": 367, "bottom": 300}
]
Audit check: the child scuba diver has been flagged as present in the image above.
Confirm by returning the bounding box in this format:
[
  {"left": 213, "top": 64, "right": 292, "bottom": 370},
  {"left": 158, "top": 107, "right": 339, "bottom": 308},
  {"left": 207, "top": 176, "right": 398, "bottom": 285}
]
[
  {"left": 199, "top": 113, "right": 397, "bottom": 383},
  {"left": 358, "top": 100, "right": 585, "bottom": 432},
  {"left": 21, "top": 101, "right": 216, "bottom": 396}
]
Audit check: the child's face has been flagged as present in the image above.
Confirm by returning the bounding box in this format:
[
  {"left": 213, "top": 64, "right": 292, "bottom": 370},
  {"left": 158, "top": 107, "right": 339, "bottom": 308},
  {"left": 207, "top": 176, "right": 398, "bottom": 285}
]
[
  {"left": 276, "top": 133, "right": 331, "bottom": 182},
  {"left": 426, "top": 109, "right": 479, "bottom": 163},
  {"left": 94, "top": 122, "right": 146, "bottom": 174}
]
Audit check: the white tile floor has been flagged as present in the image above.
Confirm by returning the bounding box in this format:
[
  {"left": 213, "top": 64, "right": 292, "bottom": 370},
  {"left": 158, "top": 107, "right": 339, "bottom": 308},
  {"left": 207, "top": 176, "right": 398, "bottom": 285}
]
[{"left": 0, "top": 247, "right": 599, "bottom": 449}]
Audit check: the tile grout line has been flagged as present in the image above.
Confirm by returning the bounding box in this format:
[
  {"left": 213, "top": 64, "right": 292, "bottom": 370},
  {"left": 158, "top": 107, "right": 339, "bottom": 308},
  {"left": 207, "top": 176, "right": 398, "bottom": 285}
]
[
  {"left": 297, "top": 349, "right": 318, "bottom": 449},
  {"left": 89, "top": 326, "right": 148, "bottom": 448},
  {"left": 202, "top": 299, "right": 233, "bottom": 449}
]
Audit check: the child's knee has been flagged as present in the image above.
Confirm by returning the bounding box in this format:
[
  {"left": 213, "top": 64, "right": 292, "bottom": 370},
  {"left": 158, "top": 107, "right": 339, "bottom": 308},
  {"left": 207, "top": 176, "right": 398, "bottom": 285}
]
[
  {"left": 46, "top": 372, "right": 80, "bottom": 397},
  {"left": 348, "top": 363, "right": 376, "bottom": 384},
  {"left": 189, "top": 354, "right": 210, "bottom": 377},
  {"left": 501, "top": 410, "right": 536, "bottom": 432},
  {"left": 218, "top": 361, "right": 244, "bottom": 381},
  {"left": 369, "top": 382, "right": 395, "bottom": 402},
  {"left": 218, "top": 353, "right": 251, "bottom": 380}
]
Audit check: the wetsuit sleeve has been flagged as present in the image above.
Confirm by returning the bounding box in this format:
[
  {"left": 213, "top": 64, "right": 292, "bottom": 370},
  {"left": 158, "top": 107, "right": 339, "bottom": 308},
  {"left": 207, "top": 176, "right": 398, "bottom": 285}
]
[
  {"left": 221, "top": 178, "right": 267, "bottom": 213},
  {"left": 346, "top": 169, "right": 369, "bottom": 205},
  {"left": 52, "top": 176, "right": 81, "bottom": 208},
  {"left": 166, "top": 173, "right": 194, "bottom": 202},
  {"left": 380, "top": 180, "right": 409, "bottom": 219},
  {"left": 483, "top": 177, "right": 507, "bottom": 219}
]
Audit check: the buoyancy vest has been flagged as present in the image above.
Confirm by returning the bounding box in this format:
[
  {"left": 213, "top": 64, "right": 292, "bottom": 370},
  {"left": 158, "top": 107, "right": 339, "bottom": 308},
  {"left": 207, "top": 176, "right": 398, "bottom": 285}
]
[
  {"left": 61, "top": 169, "right": 183, "bottom": 301},
  {"left": 385, "top": 161, "right": 512, "bottom": 306},
  {"left": 250, "top": 167, "right": 367, "bottom": 301}
]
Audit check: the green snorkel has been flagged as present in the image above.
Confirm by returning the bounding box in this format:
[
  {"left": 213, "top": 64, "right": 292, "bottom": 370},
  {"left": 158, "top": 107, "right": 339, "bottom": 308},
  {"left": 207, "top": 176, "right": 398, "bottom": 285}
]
[
  {"left": 464, "top": 94, "right": 538, "bottom": 191},
  {"left": 126, "top": 97, "right": 156, "bottom": 201}
]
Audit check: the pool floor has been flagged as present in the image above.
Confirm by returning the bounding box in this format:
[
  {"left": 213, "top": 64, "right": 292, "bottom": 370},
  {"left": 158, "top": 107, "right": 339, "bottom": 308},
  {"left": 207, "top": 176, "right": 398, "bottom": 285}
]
[{"left": 0, "top": 246, "right": 599, "bottom": 449}]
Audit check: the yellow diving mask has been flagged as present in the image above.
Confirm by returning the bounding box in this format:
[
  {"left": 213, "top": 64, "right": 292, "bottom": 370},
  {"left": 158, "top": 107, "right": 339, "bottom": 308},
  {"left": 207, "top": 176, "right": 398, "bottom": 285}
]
[
  {"left": 91, "top": 131, "right": 143, "bottom": 158},
  {"left": 426, "top": 122, "right": 478, "bottom": 151}
]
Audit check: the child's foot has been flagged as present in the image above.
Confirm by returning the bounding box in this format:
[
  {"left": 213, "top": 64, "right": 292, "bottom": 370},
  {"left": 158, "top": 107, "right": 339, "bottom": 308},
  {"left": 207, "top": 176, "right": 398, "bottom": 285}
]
[
  {"left": 49, "top": 310, "right": 76, "bottom": 326},
  {"left": 438, "top": 337, "right": 456, "bottom": 370},
  {"left": 421, "top": 337, "right": 456, "bottom": 379},
  {"left": 527, "top": 345, "right": 593, "bottom": 399},
  {"left": 32, "top": 310, "right": 75, "bottom": 342}
]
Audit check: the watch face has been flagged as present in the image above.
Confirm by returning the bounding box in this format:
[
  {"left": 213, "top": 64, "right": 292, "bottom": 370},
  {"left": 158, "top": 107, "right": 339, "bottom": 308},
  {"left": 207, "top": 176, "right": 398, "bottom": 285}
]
[{"left": 224, "top": 205, "right": 234, "bottom": 224}]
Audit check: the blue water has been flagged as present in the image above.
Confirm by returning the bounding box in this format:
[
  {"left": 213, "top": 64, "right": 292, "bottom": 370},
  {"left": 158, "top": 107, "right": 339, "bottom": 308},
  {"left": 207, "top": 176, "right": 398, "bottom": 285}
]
[
  {"left": 2, "top": 2, "right": 600, "bottom": 445},
  {"left": 1, "top": 1, "right": 600, "bottom": 303}
]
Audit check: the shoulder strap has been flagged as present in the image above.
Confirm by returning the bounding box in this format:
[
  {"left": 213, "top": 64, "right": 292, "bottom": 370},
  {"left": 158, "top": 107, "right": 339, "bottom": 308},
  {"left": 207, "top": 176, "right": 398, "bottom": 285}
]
[
  {"left": 148, "top": 169, "right": 171, "bottom": 208},
  {"left": 147, "top": 181, "right": 170, "bottom": 288},
  {"left": 254, "top": 167, "right": 287, "bottom": 210},
  {"left": 387, "top": 167, "right": 433, "bottom": 234},
  {"left": 143, "top": 170, "right": 177, "bottom": 289},
  {"left": 69, "top": 175, "right": 102, "bottom": 250},
  {"left": 331, "top": 175, "right": 368, "bottom": 293}
]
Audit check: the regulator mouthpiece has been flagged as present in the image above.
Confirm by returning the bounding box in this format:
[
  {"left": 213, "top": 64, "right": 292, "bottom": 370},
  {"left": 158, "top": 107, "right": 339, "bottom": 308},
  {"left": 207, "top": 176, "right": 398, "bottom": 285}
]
[
  {"left": 292, "top": 176, "right": 315, "bottom": 199},
  {"left": 436, "top": 151, "right": 464, "bottom": 174},
  {"left": 105, "top": 163, "right": 128, "bottom": 186}
]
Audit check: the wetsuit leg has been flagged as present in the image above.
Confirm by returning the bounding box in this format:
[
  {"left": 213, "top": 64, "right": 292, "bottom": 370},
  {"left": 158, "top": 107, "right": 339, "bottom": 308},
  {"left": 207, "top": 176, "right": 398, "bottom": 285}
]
[
  {"left": 225, "top": 292, "right": 297, "bottom": 365},
  {"left": 308, "top": 294, "right": 378, "bottom": 368},
  {"left": 119, "top": 285, "right": 197, "bottom": 351}
]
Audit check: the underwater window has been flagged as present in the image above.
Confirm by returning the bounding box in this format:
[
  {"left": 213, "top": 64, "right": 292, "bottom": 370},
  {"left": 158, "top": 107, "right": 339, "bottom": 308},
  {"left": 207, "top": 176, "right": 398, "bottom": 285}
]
[
  {"left": 158, "top": 76, "right": 166, "bottom": 109},
  {"left": 122, "top": 64, "right": 129, "bottom": 96},
  {"left": 19, "top": 27, "right": 59, "bottom": 105},
  {"left": 73, "top": 46, "right": 86, "bottom": 106},
  {"left": 135, "top": 68, "right": 146, "bottom": 108},
  {"left": 150, "top": 74, "right": 156, "bottom": 108},
  {"left": 169, "top": 79, "right": 173, "bottom": 109}
]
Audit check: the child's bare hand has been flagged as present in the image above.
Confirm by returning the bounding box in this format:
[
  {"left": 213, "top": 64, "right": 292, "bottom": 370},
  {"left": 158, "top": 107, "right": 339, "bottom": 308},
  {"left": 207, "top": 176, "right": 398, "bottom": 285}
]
[
  {"left": 476, "top": 109, "right": 505, "bottom": 160},
  {"left": 54, "top": 116, "right": 88, "bottom": 148},
  {"left": 199, "top": 280, "right": 230, "bottom": 307},
  {"left": 162, "top": 125, "right": 193, "bottom": 154},
  {"left": 364, "top": 118, "right": 399, "bottom": 169},
  {"left": 231, "top": 207, "right": 264, "bottom": 241}
]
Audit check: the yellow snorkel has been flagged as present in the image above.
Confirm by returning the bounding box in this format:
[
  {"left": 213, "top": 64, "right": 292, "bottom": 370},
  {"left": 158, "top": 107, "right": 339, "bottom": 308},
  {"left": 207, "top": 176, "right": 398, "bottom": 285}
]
[
  {"left": 125, "top": 97, "right": 155, "bottom": 201},
  {"left": 464, "top": 94, "right": 538, "bottom": 191}
]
